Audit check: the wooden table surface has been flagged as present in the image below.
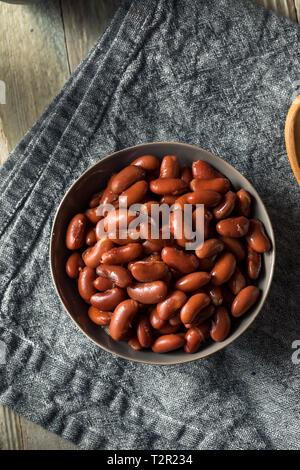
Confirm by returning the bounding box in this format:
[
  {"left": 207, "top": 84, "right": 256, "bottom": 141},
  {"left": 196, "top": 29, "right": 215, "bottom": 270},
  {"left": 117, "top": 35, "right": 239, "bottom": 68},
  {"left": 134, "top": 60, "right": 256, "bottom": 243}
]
[{"left": 0, "top": 0, "right": 299, "bottom": 451}]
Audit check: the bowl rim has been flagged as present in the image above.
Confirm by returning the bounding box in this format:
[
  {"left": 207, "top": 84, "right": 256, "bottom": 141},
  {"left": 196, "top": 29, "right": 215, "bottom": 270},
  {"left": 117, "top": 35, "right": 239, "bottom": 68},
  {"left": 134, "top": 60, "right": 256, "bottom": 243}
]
[
  {"left": 285, "top": 94, "right": 300, "bottom": 186},
  {"left": 49, "top": 141, "right": 276, "bottom": 365}
]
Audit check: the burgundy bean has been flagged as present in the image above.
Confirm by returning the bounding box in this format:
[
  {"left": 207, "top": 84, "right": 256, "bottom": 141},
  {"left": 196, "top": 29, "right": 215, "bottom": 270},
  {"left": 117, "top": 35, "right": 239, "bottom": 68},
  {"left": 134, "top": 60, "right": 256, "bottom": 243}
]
[
  {"left": 206, "top": 284, "right": 223, "bottom": 306},
  {"left": 161, "top": 246, "right": 199, "bottom": 274},
  {"left": 136, "top": 313, "right": 153, "bottom": 348},
  {"left": 220, "top": 236, "right": 246, "bottom": 261},
  {"left": 192, "top": 160, "right": 222, "bottom": 180},
  {"left": 160, "top": 155, "right": 180, "bottom": 178},
  {"left": 119, "top": 180, "right": 148, "bottom": 207},
  {"left": 65, "top": 252, "right": 85, "bottom": 279},
  {"left": 180, "top": 293, "right": 211, "bottom": 324},
  {"left": 101, "top": 243, "right": 143, "bottom": 265},
  {"left": 175, "top": 272, "right": 211, "bottom": 293},
  {"left": 157, "top": 290, "right": 187, "bottom": 320},
  {"left": 231, "top": 286, "right": 260, "bottom": 317},
  {"left": 210, "top": 306, "right": 231, "bottom": 342},
  {"left": 88, "top": 306, "right": 112, "bottom": 326},
  {"left": 210, "top": 252, "right": 236, "bottom": 286},
  {"left": 228, "top": 266, "right": 246, "bottom": 295},
  {"left": 195, "top": 238, "right": 224, "bottom": 259},
  {"left": 110, "top": 299, "right": 139, "bottom": 341},
  {"left": 236, "top": 189, "right": 251, "bottom": 217},
  {"left": 246, "top": 219, "right": 271, "bottom": 253},
  {"left": 127, "top": 281, "right": 168, "bottom": 304},
  {"left": 131, "top": 155, "right": 160, "bottom": 172},
  {"left": 90, "top": 288, "right": 127, "bottom": 311},
  {"left": 152, "top": 334, "right": 185, "bottom": 353},
  {"left": 247, "top": 246, "right": 262, "bottom": 280},
  {"left": 83, "top": 237, "right": 115, "bottom": 268},
  {"left": 66, "top": 213, "right": 87, "bottom": 250},
  {"left": 93, "top": 276, "right": 114, "bottom": 291},
  {"left": 96, "top": 264, "right": 133, "bottom": 288},
  {"left": 130, "top": 260, "right": 168, "bottom": 282},
  {"left": 150, "top": 178, "right": 188, "bottom": 195},
  {"left": 78, "top": 266, "right": 97, "bottom": 302},
  {"left": 216, "top": 216, "right": 250, "bottom": 238},
  {"left": 184, "top": 323, "right": 210, "bottom": 353},
  {"left": 190, "top": 178, "right": 230, "bottom": 194},
  {"left": 213, "top": 191, "right": 236, "bottom": 220},
  {"left": 111, "top": 166, "right": 146, "bottom": 194}
]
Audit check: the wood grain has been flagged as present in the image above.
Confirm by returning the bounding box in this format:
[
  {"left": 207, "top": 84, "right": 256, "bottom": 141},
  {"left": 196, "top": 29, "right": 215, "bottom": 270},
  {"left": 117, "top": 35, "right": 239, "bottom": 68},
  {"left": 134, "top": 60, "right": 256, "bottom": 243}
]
[
  {"left": 0, "top": 0, "right": 69, "bottom": 155},
  {"left": 295, "top": 0, "right": 300, "bottom": 20},
  {"left": 61, "top": 0, "right": 122, "bottom": 72},
  {"left": 253, "top": 0, "right": 298, "bottom": 20},
  {"left": 0, "top": 407, "right": 22, "bottom": 450}
]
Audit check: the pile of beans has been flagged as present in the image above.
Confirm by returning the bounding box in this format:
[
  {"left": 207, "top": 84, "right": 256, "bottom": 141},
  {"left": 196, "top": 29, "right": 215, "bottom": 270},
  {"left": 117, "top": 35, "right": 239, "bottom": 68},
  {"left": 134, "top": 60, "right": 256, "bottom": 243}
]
[{"left": 65, "top": 155, "right": 271, "bottom": 354}]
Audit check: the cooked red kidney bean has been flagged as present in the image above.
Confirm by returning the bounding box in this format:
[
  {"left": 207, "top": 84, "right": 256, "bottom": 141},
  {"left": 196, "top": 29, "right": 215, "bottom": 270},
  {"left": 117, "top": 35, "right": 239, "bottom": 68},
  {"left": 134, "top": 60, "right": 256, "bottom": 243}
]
[
  {"left": 129, "top": 260, "right": 168, "bottom": 282},
  {"left": 119, "top": 180, "right": 148, "bottom": 207},
  {"left": 210, "top": 252, "right": 236, "bottom": 286},
  {"left": 96, "top": 264, "right": 132, "bottom": 288},
  {"left": 246, "top": 219, "right": 271, "bottom": 253},
  {"left": 216, "top": 216, "right": 250, "bottom": 238},
  {"left": 65, "top": 252, "right": 85, "bottom": 279},
  {"left": 150, "top": 178, "right": 188, "bottom": 195},
  {"left": 206, "top": 284, "right": 223, "bottom": 306},
  {"left": 236, "top": 189, "right": 251, "bottom": 217},
  {"left": 169, "top": 312, "right": 182, "bottom": 327},
  {"left": 110, "top": 299, "right": 139, "bottom": 341},
  {"left": 101, "top": 243, "right": 143, "bottom": 265},
  {"left": 127, "top": 281, "right": 168, "bottom": 304},
  {"left": 111, "top": 166, "right": 146, "bottom": 194},
  {"left": 88, "top": 306, "right": 112, "bottom": 326},
  {"left": 192, "top": 160, "right": 222, "bottom": 180},
  {"left": 85, "top": 207, "right": 102, "bottom": 225},
  {"left": 180, "top": 293, "right": 211, "bottom": 324},
  {"left": 190, "top": 178, "right": 230, "bottom": 194},
  {"left": 93, "top": 276, "right": 114, "bottom": 291},
  {"left": 181, "top": 165, "right": 193, "bottom": 184},
  {"left": 160, "top": 155, "right": 180, "bottom": 178},
  {"left": 157, "top": 290, "right": 187, "bottom": 320},
  {"left": 78, "top": 266, "right": 97, "bottom": 302},
  {"left": 103, "top": 208, "right": 136, "bottom": 232},
  {"left": 184, "top": 323, "right": 210, "bottom": 353},
  {"left": 228, "top": 266, "right": 246, "bottom": 295},
  {"left": 184, "top": 304, "right": 215, "bottom": 328},
  {"left": 220, "top": 236, "right": 246, "bottom": 261},
  {"left": 176, "top": 190, "right": 221, "bottom": 208},
  {"left": 83, "top": 238, "right": 115, "bottom": 268},
  {"left": 89, "top": 192, "right": 102, "bottom": 208},
  {"left": 161, "top": 246, "right": 199, "bottom": 274},
  {"left": 85, "top": 228, "right": 97, "bottom": 246},
  {"left": 149, "top": 307, "right": 167, "bottom": 329},
  {"left": 195, "top": 238, "right": 224, "bottom": 259},
  {"left": 210, "top": 306, "right": 231, "bottom": 342},
  {"left": 136, "top": 313, "right": 153, "bottom": 348},
  {"left": 231, "top": 286, "right": 260, "bottom": 317},
  {"left": 131, "top": 155, "right": 160, "bottom": 171},
  {"left": 66, "top": 213, "right": 87, "bottom": 250},
  {"left": 247, "top": 246, "right": 262, "bottom": 280},
  {"left": 213, "top": 191, "right": 236, "bottom": 220},
  {"left": 128, "top": 336, "right": 143, "bottom": 350},
  {"left": 152, "top": 334, "right": 185, "bottom": 353},
  {"left": 90, "top": 287, "right": 126, "bottom": 311},
  {"left": 65, "top": 157, "right": 272, "bottom": 355},
  {"left": 175, "top": 272, "right": 211, "bottom": 292}
]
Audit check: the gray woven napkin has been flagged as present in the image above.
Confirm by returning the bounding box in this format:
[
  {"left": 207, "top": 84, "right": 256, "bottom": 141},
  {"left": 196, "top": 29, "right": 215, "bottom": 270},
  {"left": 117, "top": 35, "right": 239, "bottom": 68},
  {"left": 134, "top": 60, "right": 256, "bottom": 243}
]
[{"left": 1, "top": 0, "right": 300, "bottom": 450}]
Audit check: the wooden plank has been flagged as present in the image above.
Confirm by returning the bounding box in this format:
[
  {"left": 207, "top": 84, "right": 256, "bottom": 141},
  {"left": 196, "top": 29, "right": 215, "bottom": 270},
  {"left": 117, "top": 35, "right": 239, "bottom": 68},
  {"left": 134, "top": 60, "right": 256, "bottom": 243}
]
[
  {"left": 252, "top": 0, "right": 298, "bottom": 21},
  {"left": 0, "top": 407, "right": 22, "bottom": 450},
  {"left": 0, "top": 0, "right": 70, "bottom": 156},
  {"left": 20, "top": 417, "right": 78, "bottom": 450},
  {"left": 295, "top": 0, "right": 300, "bottom": 21},
  {"left": 61, "top": 0, "right": 122, "bottom": 72}
]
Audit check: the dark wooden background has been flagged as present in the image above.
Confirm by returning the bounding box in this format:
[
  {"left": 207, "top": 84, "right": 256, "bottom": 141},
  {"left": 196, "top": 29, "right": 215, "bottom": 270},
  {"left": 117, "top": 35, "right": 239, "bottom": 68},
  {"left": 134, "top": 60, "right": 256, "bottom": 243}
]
[{"left": 0, "top": 0, "right": 299, "bottom": 450}]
